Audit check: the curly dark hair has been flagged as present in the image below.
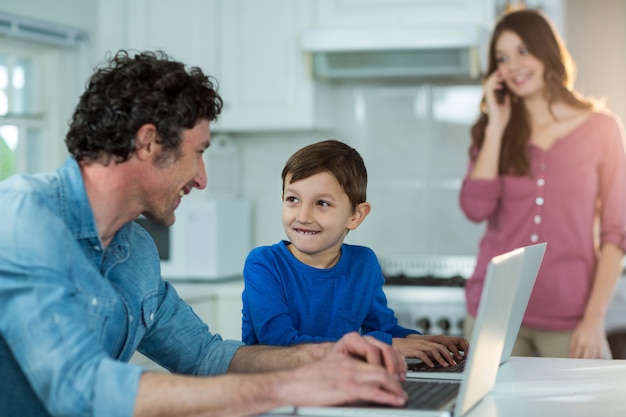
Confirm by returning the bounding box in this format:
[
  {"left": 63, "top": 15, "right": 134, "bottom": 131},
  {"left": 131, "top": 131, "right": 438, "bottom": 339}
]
[{"left": 65, "top": 50, "right": 223, "bottom": 164}]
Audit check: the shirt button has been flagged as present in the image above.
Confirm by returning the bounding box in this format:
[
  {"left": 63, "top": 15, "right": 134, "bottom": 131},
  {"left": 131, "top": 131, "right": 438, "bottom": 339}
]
[
  {"left": 129, "top": 315, "right": 134, "bottom": 323},
  {"left": 537, "top": 178, "right": 545, "bottom": 187},
  {"left": 534, "top": 215, "right": 542, "bottom": 224},
  {"left": 535, "top": 197, "right": 544, "bottom": 206},
  {"left": 530, "top": 234, "right": 539, "bottom": 242},
  {"left": 149, "top": 312, "right": 155, "bottom": 321},
  {"left": 93, "top": 245, "right": 101, "bottom": 251},
  {"left": 91, "top": 298, "right": 98, "bottom": 306}
]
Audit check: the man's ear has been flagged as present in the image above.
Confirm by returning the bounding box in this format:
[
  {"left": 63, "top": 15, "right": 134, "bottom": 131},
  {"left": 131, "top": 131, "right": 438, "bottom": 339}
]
[
  {"left": 134, "top": 124, "right": 159, "bottom": 161},
  {"left": 347, "top": 202, "right": 371, "bottom": 231}
]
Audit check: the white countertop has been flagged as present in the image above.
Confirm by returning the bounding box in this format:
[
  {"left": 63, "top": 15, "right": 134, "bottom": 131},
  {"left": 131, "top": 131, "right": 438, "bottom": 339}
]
[
  {"left": 262, "top": 357, "right": 626, "bottom": 417},
  {"left": 485, "top": 356, "right": 626, "bottom": 417}
]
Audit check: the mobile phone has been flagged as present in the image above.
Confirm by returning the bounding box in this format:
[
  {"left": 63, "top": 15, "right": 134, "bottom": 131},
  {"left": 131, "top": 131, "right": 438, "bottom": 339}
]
[{"left": 495, "top": 83, "right": 510, "bottom": 104}]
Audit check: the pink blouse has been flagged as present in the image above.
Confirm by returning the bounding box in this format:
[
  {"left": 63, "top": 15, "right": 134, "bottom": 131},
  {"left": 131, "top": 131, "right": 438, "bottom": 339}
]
[{"left": 460, "top": 112, "right": 626, "bottom": 330}]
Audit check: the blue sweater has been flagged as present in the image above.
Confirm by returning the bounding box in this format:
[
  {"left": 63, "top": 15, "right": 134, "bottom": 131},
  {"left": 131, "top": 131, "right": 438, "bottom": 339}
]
[{"left": 241, "top": 241, "right": 419, "bottom": 345}]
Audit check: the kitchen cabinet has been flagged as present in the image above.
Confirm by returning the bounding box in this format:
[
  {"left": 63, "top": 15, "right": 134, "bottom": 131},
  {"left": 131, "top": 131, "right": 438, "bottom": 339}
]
[
  {"left": 312, "top": 0, "right": 496, "bottom": 29},
  {"left": 214, "top": 0, "right": 332, "bottom": 132},
  {"left": 101, "top": 0, "right": 331, "bottom": 132},
  {"left": 172, "top": 280, "right": 244, "bottom": 341},
  {"left": 124, "top": 0, "right": 220, "bottom": 75}
]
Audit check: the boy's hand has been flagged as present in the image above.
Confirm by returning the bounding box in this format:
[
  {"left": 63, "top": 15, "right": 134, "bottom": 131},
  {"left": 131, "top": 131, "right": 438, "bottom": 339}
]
[{"left": 393, "top": 334, "right": 469, "bottom": 367}]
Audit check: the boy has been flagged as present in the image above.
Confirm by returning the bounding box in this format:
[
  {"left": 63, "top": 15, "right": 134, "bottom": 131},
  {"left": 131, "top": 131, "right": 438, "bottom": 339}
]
[{"left": 242, "top": 139, "right": 469, "bottom": 367}]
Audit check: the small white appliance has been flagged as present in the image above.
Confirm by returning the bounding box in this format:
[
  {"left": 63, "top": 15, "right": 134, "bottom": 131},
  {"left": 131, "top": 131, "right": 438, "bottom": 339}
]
[{"left": 136, "top": 198, "right": 252, "bottom": 281}]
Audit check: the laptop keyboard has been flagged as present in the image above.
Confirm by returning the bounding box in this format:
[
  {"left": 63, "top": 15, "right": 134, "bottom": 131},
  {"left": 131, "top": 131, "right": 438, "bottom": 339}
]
[
  {"left": 407, "top": 356, "right": 466, "bottom": 373},
  {"left": 403, "top": 379, "right": 460, "bottom": 409}
]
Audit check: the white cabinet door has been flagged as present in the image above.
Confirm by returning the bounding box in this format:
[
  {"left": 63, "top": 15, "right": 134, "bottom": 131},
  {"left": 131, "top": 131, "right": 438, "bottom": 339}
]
[
  {"left": 125, "top": 0, "right": 220, "bottom": 77},
  {"left": 214, "top": 0, "right": 332, "bottom": 131}
]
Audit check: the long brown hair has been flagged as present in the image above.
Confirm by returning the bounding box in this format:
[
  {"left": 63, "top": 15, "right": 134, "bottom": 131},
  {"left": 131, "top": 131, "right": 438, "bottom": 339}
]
[{"left": 470, "top": 9, "right": 598, "bottom": 176}]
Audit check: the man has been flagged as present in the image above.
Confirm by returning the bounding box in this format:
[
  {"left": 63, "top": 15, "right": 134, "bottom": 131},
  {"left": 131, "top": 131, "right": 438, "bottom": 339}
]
[{"left": 0, "top": 50, "right": 407, "bottom": 417}]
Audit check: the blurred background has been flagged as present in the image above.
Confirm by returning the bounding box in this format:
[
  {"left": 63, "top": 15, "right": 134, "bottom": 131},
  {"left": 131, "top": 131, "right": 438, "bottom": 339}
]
[{"left": 1, "top": 0, "right": 625, "bottom": 357}]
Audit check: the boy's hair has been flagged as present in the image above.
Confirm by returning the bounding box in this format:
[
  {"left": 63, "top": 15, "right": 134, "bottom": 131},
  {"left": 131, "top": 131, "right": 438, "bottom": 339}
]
[{"left": 281, "top": 139, "right": 367, "bottom": 212}]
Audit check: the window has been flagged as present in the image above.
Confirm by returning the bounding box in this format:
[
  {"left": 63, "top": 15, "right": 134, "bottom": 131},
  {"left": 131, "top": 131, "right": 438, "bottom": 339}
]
[
  {"left": 0, "top": 10, "right": 89, "bottom": 181},
  {"left": 0, "top": 45, "right": 44, "bottom": 180}
]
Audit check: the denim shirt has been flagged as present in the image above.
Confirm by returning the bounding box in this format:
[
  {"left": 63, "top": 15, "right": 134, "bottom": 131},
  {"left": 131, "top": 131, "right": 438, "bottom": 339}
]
[{"left": 0, "top": 157, "right": 243, "bottom": 417}]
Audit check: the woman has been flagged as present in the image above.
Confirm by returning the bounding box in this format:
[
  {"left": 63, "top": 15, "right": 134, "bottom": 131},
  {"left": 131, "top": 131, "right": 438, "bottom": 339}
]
[{"left": 460, "top": 8, "right": 626, "bottom": 359}]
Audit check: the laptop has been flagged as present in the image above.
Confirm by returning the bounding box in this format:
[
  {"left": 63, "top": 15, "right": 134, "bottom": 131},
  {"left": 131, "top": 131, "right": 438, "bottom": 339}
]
[
  {"left": 269, "top": 246, "right": 529, "bottom": 417},
  {"left": 406, "top": 242, "right": 546, "bottom": 380}
]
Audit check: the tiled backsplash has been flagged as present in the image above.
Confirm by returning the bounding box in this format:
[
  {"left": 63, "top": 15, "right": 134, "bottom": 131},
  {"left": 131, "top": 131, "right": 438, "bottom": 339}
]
[{"left": 229, "top": 82, "right": 486, "bottom": 259}]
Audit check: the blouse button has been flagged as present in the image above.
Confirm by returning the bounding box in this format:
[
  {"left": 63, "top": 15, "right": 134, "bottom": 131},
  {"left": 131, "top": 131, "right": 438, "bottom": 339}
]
[
  {"left": 534, "top": 215, "right": 542, "bottom": 224},
  {"left": 530, "top": 234, "right": 539, "bottom": 242},
  {"left": 537, "top": 178, "right": 545, "bottom": 187},
  {"left": 535, "top": 197, "right": 544, "bottom": 206}
]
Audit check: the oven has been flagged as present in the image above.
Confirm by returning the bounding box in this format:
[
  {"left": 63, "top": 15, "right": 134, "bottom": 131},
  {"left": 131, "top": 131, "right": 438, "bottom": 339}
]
[
  {"left": 381, "top": 256, "right": 475, "bottom": 337},
  {"left": 381, "top": 255, "right": 626, "bottom": 359}
]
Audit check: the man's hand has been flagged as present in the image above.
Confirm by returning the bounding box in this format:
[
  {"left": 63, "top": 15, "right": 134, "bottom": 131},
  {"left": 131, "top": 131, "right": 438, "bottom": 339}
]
[
  {"left": 328, "top": 332, "right": 407, "bottom": 380},
  {"left": 277, "top": 344, "right": 407, "bottom": 408},
  {"left": 394, "top": 334, "right": 469, "bottom": 367}
]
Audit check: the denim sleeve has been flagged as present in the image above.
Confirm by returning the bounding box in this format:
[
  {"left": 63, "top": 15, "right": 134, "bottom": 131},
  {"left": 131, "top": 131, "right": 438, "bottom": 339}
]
[
  {"left": 0, "top": 198, "right": 142, "bottom": 417},
  {"left": 137, "top": 282, "right": 243, "bottom": 376}
]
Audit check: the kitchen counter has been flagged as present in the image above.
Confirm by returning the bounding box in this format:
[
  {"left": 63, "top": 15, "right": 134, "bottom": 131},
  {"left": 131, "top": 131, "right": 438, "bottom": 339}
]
[
  {"left": 263, "top": 356, "right": 626, "bottom": 416},
  {"left": 486, "top": 356, "right": 626, "bottom": 416}
]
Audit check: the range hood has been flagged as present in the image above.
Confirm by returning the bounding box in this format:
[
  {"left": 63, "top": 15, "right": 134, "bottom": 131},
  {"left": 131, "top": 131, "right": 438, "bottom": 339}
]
[{"left": 301, "top": 23, "right": 487, "bottom": 80}]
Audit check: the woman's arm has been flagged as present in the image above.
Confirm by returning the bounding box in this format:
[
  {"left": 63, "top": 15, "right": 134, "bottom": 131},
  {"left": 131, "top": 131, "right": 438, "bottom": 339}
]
[
  {"left": 570, "top": 116, "right": 626, "bottom": 358},
  {"left": 569, "top": 242, "right": 623, "bottom": 358}
]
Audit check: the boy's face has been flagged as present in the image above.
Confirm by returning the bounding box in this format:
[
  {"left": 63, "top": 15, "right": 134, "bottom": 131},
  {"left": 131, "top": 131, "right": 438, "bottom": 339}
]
[{"left": 282, "top": 171, "right": 369, "bottom": 268}]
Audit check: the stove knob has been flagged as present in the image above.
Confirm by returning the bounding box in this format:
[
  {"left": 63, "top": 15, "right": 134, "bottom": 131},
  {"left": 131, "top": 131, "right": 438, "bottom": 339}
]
[
  {"left": 457, "top": 318, "right": 465, "bottom": 333},
  {"left": 416, "top": 317, "right": 431, "bottom": 333},
  {"left": 438, "top": 318, "right": 451, "bottom": 333}
]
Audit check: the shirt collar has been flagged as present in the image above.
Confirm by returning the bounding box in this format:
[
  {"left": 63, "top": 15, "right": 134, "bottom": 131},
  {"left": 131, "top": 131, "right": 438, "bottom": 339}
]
[
  {"left": 56, "top": 156, "right": 131, "bottom": 259},
  {"left": 57, "top": 157, "right": 100, "bottom": 241}
]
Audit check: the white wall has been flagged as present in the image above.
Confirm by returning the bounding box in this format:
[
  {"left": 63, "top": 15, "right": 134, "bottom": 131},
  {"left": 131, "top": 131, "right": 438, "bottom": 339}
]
[{"left": 565, "top": 0, "right": 626, "bottom": 126}]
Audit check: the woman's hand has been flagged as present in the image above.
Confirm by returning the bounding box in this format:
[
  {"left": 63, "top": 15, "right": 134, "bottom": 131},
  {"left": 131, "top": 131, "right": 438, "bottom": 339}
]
[
  {"left": 393, "top": 334, "right": 470, "bottom": 367},
  {"left": 569, "top": 317, "right": 611, "bottom": 359},
  {"left": 483, "top": 71, "right": 512, "bottom": 131}
]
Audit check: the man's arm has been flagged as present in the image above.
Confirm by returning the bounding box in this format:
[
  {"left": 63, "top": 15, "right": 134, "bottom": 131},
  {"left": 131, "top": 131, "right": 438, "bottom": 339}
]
[
  {"left": 134, "top": 333, "right": 408, "bottom": 417},
  {"left": 227, "top": 332, "right": 406, "bottom": 376}
]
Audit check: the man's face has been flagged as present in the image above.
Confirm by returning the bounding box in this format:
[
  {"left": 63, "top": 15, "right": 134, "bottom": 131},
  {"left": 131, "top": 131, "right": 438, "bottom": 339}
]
[{"left": 142, "top": 120, "right": 210, "bottom": 226}]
